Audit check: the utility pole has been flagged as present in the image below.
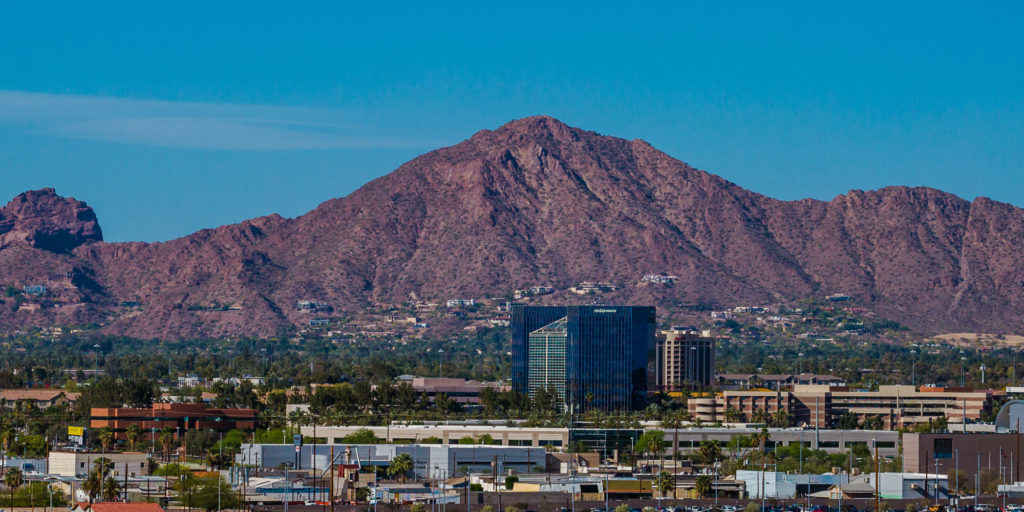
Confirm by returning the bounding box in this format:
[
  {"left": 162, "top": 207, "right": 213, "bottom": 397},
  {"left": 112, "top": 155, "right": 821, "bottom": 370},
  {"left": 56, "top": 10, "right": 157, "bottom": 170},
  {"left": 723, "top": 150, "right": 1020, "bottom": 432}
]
[
  {"left": 761, "top": 461, "right": 766, "bottom": 512},
  {"left": 673, "top": 427, "right": 678, "bottom": 500},
  {"left": 218, "top": 433, "right": 223, "bottom": 512},
  {"left": 874, "top": 439, "right": 880, "bottom": 512},
  {"left": 329, "top": 446, "right": 335, "bottom": 512}
]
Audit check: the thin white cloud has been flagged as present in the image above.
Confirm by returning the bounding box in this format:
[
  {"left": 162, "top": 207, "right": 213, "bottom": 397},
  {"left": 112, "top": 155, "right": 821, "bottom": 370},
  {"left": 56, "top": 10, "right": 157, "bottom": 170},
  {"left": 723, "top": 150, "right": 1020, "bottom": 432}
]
[{"left": 0, "top": 90, "right": 438, "bottom": 151}]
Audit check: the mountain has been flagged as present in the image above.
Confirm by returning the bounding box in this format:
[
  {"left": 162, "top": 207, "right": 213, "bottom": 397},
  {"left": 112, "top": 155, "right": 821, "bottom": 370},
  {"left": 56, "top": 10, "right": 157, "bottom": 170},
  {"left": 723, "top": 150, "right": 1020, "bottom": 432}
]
[{"left": 2, "top": 116, "right": 1023, "bottom": 339}]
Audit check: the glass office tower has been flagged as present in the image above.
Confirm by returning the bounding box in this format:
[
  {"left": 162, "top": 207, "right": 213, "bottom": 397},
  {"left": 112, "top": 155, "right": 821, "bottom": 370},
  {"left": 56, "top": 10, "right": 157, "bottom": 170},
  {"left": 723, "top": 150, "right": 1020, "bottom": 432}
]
[
  {"left": 527, "top": 317, "right": 568, "bottom": 405},
  {"left": 512, "top": 305, "right": 656, "bottom": 412},
  {"left": 511, "top": 305, "right": 567, "bottom": 394}
]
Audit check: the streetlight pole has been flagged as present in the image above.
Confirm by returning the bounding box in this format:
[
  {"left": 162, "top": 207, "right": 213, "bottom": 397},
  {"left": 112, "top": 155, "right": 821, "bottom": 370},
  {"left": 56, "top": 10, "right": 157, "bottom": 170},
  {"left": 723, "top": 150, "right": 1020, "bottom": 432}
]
[
  {"left": 715, "top": 458, "right": 719, "bottom": 508},
  {"left": 961, "top": 355, "right": 967, "bottom": 387},
  {"left": 955, "top": 449, "right": 959, "bottom": 507}
]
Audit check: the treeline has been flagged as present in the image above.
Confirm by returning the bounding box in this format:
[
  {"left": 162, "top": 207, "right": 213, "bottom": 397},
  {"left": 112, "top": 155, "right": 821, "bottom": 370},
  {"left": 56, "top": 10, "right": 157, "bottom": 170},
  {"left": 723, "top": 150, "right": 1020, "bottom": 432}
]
[{"left": 0, "top": 327, "right": 510, "bottom": 388}]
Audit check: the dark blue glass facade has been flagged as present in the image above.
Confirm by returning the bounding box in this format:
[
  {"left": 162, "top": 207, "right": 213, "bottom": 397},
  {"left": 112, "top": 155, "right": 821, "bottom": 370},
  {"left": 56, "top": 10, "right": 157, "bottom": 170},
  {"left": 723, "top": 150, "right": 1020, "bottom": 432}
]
[{"left": 511, "top": 305, "right": 655, "bottom": 412}]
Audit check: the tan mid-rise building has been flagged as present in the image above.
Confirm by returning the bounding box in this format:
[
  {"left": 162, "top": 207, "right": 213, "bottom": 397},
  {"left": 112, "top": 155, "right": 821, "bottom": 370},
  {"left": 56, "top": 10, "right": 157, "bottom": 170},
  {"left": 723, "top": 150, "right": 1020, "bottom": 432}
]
[{"left": 688, "top": 384, "right": 995, "bottom": 429}]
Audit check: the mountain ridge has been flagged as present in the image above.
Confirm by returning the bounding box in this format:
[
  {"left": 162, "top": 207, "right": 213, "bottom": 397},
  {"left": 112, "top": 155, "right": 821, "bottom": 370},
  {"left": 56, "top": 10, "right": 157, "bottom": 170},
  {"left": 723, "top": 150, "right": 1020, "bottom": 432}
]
[{"left": 2, "top": 115, "right": 1022, "bottom": 339}]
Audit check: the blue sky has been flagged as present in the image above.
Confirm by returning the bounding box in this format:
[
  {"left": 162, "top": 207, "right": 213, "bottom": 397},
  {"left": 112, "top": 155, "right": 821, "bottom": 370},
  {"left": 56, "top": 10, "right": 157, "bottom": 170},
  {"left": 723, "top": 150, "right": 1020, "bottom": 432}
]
[{"left": 1, "top": 2, "right": 1022, "bottom": 242}]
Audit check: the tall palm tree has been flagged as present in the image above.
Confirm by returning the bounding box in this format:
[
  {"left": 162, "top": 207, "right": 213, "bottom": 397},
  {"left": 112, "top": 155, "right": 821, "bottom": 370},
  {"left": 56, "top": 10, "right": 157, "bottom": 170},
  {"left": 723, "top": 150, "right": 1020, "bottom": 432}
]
[
  {"left": 97, "top": 428, "right": 114, "bottom": 452},
  {"left": 93, "top": 457, "right": 113, "bottom": 478},
  {"left": 125, "top": 424, "right": 142, "bottom": 452},
  {"left": 0, "top": 424, "right": 13, "bottom": 474},
  {"left": 159, "top": 427, "right": 176, "bottom": 463},
  {"left": 4, "top": 467, "right": 23, "bottom": 508}
]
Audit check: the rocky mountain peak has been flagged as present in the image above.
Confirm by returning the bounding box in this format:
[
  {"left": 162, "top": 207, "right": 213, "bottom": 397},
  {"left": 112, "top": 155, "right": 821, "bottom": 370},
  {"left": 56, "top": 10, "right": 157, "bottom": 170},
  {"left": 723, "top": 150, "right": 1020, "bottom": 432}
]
[{"left": 0, "top": 188, "right": 103, "bottom": 253}]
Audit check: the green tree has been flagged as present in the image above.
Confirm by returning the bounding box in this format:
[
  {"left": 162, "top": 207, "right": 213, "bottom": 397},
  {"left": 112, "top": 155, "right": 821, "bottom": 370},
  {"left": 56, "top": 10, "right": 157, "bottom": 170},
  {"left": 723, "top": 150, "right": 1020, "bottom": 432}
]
[
  {"left": 615, "top": 504, "right": 631, "bottom": 512},
  {"left": 101, "top": 475, "right": 122, "bottom": 501},
  {"left": 837, "top": 411, "right": 860, "bottom": 430},
  {"left": 82, "top": 471, "right": 101, "bottom": 504},
  {"left": 4, "top": 467, "right": 22, "bottom": 508},
  {"left": 387, "top": 453, "right": 414, "bottom": 483},
  {"left": 97, "top": 427, "right": 114, "bottom": 452},
  {"left": 341, "top": 428, "right": 379, "bottom": 444},
  {"left": 694, "top": 474, "right": 712, "bottom": 498},
  {"left": 635, "top": 430, "right": 665, "bottom": 459},
  {"left": 176, "top": 472, "right": 202, "bottom": 512},
  {"left": 698, "top": 440, "right": 722, "bottom": 466},
  {"left": 93, "top": 457, "right": 113, "bottom": 478},
  {"left": 724, "top": 407, "right": 744, "bottom": 423},
  {"left": 654, "top": 470, "right": 674, "bottom": 496},
  {"left": 125, "top": 424, "right": 143, "bottom": 452},
  {"left": 192, "top": 477, "right": 241, "bottom": 512},
  {"left": 159, "top": 427, "right": 176, "bottom": 462},
  {"left": 0, "top": 425, "right": 15, "bottom": 457}
]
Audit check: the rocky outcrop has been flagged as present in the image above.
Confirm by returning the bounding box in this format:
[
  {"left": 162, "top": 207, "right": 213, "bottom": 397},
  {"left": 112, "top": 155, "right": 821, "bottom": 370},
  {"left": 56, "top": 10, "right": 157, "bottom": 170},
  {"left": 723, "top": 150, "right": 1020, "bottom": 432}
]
[{"left": 0, "top": 188, "right": 102, "bottom": 253}]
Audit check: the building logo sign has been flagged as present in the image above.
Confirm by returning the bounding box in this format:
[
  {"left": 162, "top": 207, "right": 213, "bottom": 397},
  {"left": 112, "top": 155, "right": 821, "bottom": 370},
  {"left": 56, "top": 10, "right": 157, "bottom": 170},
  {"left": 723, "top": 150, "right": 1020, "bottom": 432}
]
[{"left": 593, "top": 309, "right": 618, "bottom": 313}]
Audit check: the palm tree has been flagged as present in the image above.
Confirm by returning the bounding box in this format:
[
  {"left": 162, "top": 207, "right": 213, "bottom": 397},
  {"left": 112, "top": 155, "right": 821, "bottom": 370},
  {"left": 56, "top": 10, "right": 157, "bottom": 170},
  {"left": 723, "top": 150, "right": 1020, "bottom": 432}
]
[
  {"left": 159, "top": 427, "right": 176, "bottom": 462},
  {"left": 724, "top": 407, "right": 744, "bottom": 423},
  {"left": 125, "top": 424, "right": 142, "bottom": 452},
  {"left": 102, "top": 475, "right": 122, "bottom": 502},
  {"left": 654, "top": 470, "right": 674, "bottom": 497},
  {"left": 4, "top": 467, "right": 23, "bottom": 508},
  {"left": 387, "top": 453, "right": 414, "bottom": 483},
  {"left": 699, "top": 440, "right": 722, "bottom": 467},
  {"left": 93, "top": 457, "right": 113, "bottom": 478},
  {"left": 694, "top": 475, "right": 712, "bottom": 498},
  {"left": 771, "top": 409, "right": 791, "bottom": 428},
  {"left": 97, "top": 427, "right": 114, "bottom": 452},
  {"left": 82, "top": 471, "right": 102, "bottom": 504}
]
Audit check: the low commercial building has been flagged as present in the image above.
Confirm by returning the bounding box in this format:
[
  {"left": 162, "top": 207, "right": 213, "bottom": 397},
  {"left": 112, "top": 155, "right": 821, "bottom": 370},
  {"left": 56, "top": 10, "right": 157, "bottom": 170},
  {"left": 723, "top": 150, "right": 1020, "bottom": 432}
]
[
  {"left": 810, "top": 473, "right": 950, "bottom": 501},
  {"left": 738, "top": 470, "right": 844, "bottom": 499},
  {"left": 305, "top": 425, "right": 900, "bottom": 460},
  {"left": 689, "top": 384, "right": 995, "bottom": 429},
  {"left": 739, "top": 471, "right": 947, "bottom": 500},
  {"left": 90, "top": 403, "right": 258, "bottom": 442},
  {"left": 237, "top": 443, "right": 547, "bottom": 479},
  {"left": 49, "top": 450, "right": 150, "bottom": 478},
  {"left": 903, "top": 432, "right": 1022, "bottom": 484},
  {"left": 659, "top": 427, "right": 900, "bottom": 458},
  {"left": 302, "top": 424, "right": 569, "bottom": 448},
  {"left": 398, "top": 376, "right": 509, "bottom": 405}
]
